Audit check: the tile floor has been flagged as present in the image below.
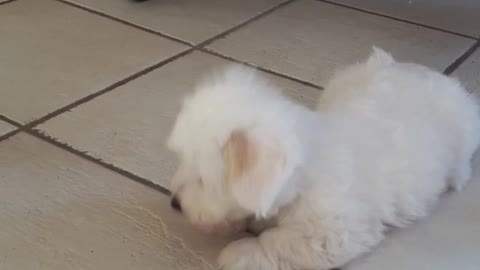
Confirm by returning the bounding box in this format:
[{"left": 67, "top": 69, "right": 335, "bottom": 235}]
[{"left": 0, "top": 0, "right": 479, "bottom": 269}]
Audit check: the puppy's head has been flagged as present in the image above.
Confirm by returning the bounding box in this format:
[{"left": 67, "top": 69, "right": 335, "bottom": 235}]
[{"left": 167, "top": 66, "right": 303, "bottom": 235}]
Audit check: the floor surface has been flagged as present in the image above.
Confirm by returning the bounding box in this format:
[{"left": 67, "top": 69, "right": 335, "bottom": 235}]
[{"left": 0, "top": 0, "right": 479, "bottom": 269}]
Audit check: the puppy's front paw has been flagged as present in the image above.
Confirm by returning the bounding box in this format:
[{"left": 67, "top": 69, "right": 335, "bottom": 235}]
[{"left": 218, "top": 238, "right": 274, "bottom": 270}]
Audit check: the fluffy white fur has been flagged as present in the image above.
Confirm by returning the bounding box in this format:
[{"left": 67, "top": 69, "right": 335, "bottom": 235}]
[{"left": 166, "top": 48, "right": 480, "bottom": 270}]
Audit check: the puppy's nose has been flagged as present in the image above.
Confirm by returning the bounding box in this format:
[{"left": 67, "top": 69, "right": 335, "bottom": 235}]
[{"left": 170, "top": 196, "right": 182, "bottom": 213}]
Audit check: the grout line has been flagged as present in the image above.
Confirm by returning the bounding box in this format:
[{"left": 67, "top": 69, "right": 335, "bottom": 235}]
[
  {"left": 194, "top": 0, "right": 297, "bottom": 48},
  {"left": 55, "top": 0, "right": 296, "bottom": 49},
  {"left": 316, "top": 0, "right": 477, "bottom": 40},
  {"left": 0, "top": 129, "right": 21, "bottom": 142},
  {"left": 2, "top": 0, "right": 310, "bottom": 199},
  {"left": 52, "top": 0, "right": 322, "bottom": 92},
  {"left": 0, "top": 115, "right": 22, "bottom": 127},
  {"left": 201, "top": 48, "right": 324, "bottom": 90},
  {"left": 50, "top": 0, "right": 475, "bottom": 95},
  {"left": 0, "top": 0, "right": 318, "bottom": 198},
  {"left": 0, "top": 0, "right": 17, "bottom": 5},
  {"left": 0, "top": 115, "right": 22, "bottom": 142},
  {"left": 0, "top": 116, "right": 173, "bottom": 197},
  {"left": 55, "top": 0, "right": 193, "bottom": 46},
  {"left": 25, "top": 128, "right": 172, "bottom": 196},
  {"left": 23, "top": 48, "right": 195, "bottom": 128},
  {"left": 443, "top": 39, "right": 480, "bottom": 75}
]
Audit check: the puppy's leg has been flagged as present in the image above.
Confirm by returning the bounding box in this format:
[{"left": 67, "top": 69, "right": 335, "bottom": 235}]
[
  {"left": 219, "top": 223, "right": 384, "bottom": 270},
  {"left": 246, "top": 217, "right": 277, "bottom": 236},
  {"left": 218, "top": 237, "right": 276, "bottom": 270}
]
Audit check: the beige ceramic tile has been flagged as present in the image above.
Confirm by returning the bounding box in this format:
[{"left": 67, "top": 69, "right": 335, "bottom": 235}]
[
  {"left": 0, "top": 133, "right": 237, "bottom": 269},
  {"left": 0, "top": 0, "right": 187, "bottom": 124},
  {"left": 38, "top": 52, "right": 321, "bottom": 187},
  {"left": 208, "top": 0, "right": 474, "bottom": 86},
  {"left": 348, "top": 152, "right": 480, "bottom": 270},
  {"left": 0, "top": 120, "right": 15, "bottom": 136},
  {"left": 330, "top": 0, "right": 480, "bottom": 38},
  {"left": 68, "top": 0, "right": 282, "bottom": 44},
  {"left": 453, "top": 49, "right": 480, "bottom": 94}
]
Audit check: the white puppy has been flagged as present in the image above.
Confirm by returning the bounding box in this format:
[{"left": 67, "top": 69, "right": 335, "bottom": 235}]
[{"left": 166, "top": 48, "right": 480, "bottom": 270}]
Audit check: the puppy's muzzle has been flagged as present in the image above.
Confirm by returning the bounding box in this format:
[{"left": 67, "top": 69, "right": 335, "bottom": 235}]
[{"left": 170, "top": 196, "right": 182, "bottom": 213}]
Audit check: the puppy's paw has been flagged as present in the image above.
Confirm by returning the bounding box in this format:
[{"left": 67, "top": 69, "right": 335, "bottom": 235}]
[{"left": 218, "top": 238, "right": 274, "bottom": 270}]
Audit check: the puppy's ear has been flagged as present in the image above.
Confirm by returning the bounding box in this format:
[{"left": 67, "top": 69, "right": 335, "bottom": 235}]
[{"left": 223, "top": 128, "right": 290, "bottom": 216}]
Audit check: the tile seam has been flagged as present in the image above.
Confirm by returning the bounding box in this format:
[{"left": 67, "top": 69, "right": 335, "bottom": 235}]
[
  {"left": 55, "top": 0, "right": 192, "bottom": 46},
  {"left": 199, "top": 48, "right": 324, "bottom": 90},
  {"left": 443, "top": 39, "right": 480, "bottom": 75},
  {"left": 0, "top": 115, "right": 173, "bottom": 196},
  {"left": 23, "top": 48, "right": 195, "bottom": 128},
  {"left": 316, "top": 0, "right": 478, "bottom": 40},
  {"left": 30, "top": 128, "right": 172, "bottom": 196},
  {"left": 0, "top": 115, "right": 22, "bottom": 142},
  {"left": 0, "top": 0, "right": 18, "bottom": 6},
  {"left": 52, "top": 0, "right": 327, "bottom": 90},
  {"left": 194, "top": 0, "right": 297, "bottom": 48}
]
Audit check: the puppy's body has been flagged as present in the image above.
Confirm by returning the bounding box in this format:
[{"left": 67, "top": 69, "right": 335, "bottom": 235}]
[{"left": 167, "top": 49, "right": 479, "bottom": 270}]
